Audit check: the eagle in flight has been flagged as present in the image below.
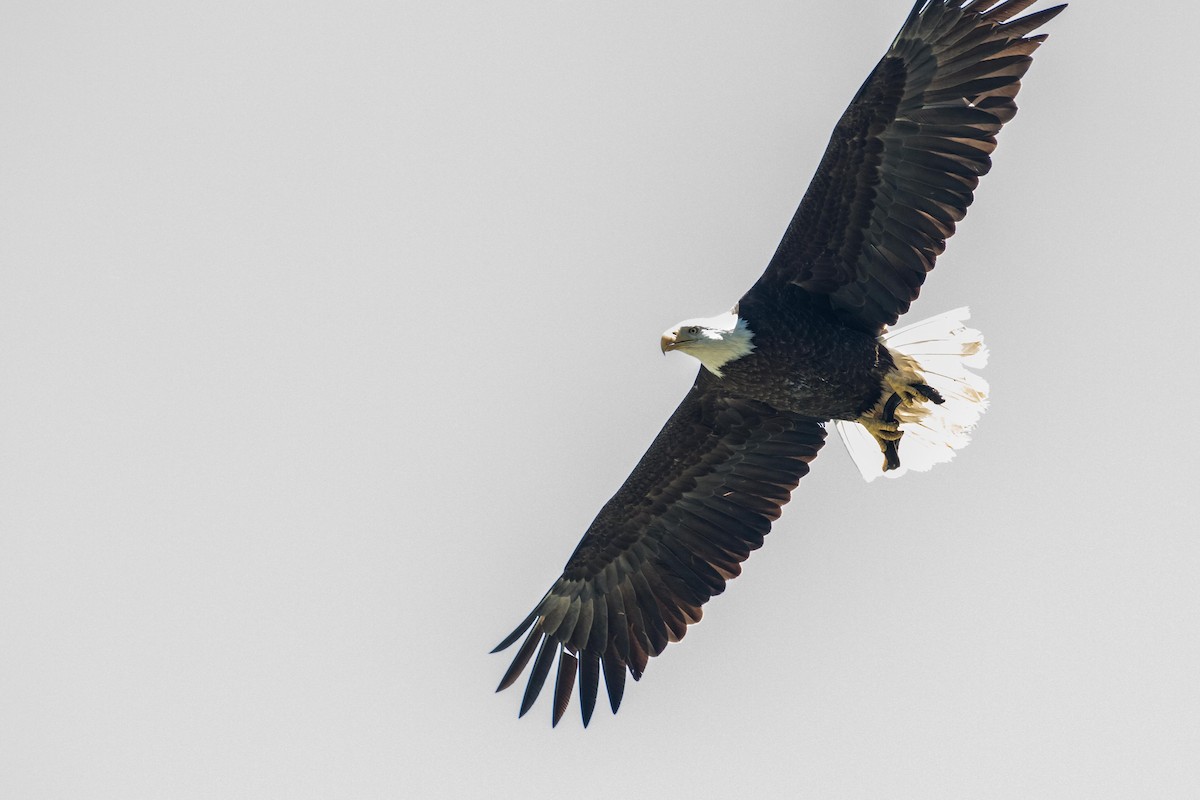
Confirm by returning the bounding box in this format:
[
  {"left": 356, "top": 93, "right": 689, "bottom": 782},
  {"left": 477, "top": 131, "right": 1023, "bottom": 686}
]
[{"left": 494, "top": 0, "right": 1064, "bottom": 726}]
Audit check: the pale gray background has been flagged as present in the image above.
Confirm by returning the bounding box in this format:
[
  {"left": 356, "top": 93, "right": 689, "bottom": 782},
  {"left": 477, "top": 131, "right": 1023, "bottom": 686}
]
[{"left": 2, "top": 1, "right": 1197, "bottom": 797}]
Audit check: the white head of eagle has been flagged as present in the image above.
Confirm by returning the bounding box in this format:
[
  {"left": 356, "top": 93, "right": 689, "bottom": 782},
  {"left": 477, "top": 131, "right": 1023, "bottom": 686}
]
[{"left": 660, "top": 309, "right": 755, "bottom": 377}]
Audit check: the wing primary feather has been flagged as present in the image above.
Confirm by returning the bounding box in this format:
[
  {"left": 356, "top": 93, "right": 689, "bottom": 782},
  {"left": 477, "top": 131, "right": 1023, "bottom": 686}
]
[
  {"left": 601, "top": 650, "right": 627, "bottom": 714},
  {"left": 932, "top": 53, "right": 1031, "bottom": 88},
  {"left": 999, "top": 5, "right": 1066, "bottom": 37},
  {"left": 933, "top": 38, "right": 1015, "bottom": 74},
  {"left": 495, "top": 626, "right": 542, "bottom": 693},
  {"left": 551, "top": 649, "right": 577, "bottom": 728},
  {"left": 491, "top": 603, "right": 541, "bottom": 654},
  {"left": 961, "top": 0, "right": 1001, "bottom": 13},
  {"left": 579, "top": 650, "right": 601, "bottom": 727},
  {"left": 518, "top": 637, "right": 558, "bottom": 718},
  {"left": 985, "top": 0, "right": 1040, "bottom": 23},
  {"left": 939, "top": 20, "right": 996, "bottom": 56}
]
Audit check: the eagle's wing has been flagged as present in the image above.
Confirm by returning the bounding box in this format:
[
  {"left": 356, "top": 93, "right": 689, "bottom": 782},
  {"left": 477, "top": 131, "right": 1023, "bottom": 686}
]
[
  {"left": 747, "top": 0, "right": 1064, "bottom": 332},
  {"left": 493, "top": 372, "right": 826, "bottom": 726}
]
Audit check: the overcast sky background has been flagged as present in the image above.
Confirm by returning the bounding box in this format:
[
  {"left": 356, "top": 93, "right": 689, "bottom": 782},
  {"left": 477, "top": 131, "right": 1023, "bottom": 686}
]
[{"left": 2, "top": 1, "right": 1197, "bottom": 797}]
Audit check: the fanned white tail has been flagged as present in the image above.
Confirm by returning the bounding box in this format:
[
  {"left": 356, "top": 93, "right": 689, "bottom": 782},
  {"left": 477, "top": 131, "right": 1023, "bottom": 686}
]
[{"left": 836, "top": 307, "right": 989, "bottom": 482}]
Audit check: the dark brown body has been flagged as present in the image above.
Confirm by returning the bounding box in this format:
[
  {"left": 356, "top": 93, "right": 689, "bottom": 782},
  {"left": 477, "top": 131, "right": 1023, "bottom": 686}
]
[{"left": 722, "top": 286, "right": 891, "bottom": 420}]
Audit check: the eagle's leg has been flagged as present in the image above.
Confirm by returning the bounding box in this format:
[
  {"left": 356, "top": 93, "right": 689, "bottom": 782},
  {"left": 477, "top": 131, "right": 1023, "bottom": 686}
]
[
  {"left": 879, "top": 392, "right": 903, "bottom": 471},
  {"left": 858, "top": 393, "right": 904, "bottom": 471}
]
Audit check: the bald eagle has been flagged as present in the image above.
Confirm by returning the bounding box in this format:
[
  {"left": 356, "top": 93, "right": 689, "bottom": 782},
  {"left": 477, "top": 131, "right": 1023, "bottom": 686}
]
[{"left": 494, "top": 0, "right": 1064, "bottom": 726}]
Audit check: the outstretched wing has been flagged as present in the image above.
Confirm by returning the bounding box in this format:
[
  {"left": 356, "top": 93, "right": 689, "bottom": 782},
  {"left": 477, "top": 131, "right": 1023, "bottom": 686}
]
[
  {"left": 493, "top": 371, "right": 826, "bottom": 726},
  {"left": 749, "top": 0, "right": 1065, "bottom": 331}
]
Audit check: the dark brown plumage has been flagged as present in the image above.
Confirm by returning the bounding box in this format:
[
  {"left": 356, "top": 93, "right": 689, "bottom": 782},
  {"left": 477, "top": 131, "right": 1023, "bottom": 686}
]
[{"left": 494, "top": 0, "right": 1064, "bottom": 726}]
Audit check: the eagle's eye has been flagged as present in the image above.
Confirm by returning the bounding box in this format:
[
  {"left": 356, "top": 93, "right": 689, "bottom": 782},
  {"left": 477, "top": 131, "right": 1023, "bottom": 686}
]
[{"left": 686, "top": 326, "right": 699, "bottom": 335}]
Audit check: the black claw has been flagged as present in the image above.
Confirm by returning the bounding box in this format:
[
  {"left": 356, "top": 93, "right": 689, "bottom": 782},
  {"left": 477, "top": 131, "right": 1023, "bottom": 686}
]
[
  {"left": 911, "top": 383, "right": 945, "bottom": 404},
  {"left": 883, "top": 440, "right": 901, "bottom": 471},
  {"left": 882, "top": 392, "right": 903, "bottom": 423}
]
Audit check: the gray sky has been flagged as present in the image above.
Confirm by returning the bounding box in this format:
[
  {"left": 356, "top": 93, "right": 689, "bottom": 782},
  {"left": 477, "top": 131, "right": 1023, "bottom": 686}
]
[{"left": 3, "top": 1, "right": 1198, "bottom": 797}]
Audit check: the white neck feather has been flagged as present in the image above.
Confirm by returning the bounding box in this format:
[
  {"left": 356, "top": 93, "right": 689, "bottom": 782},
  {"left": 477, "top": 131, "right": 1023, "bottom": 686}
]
[{"left": 689, "top": 314, "right": 755, "bottom": 377}]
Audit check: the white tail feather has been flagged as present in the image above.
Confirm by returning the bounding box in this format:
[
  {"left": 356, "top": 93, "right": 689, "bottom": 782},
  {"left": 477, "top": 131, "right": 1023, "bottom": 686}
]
[{"left": 836, "top": 307, "right": 989, "bottom": 482}]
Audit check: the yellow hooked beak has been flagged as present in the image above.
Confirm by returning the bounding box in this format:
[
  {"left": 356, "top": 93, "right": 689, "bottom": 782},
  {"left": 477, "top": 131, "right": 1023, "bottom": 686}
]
[{"left": 660, "top": 330, "right": 679, "bottom": 354}]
